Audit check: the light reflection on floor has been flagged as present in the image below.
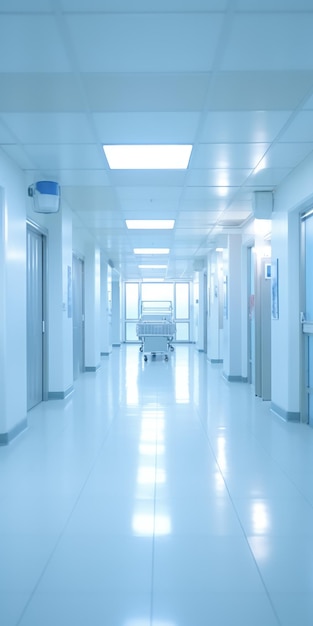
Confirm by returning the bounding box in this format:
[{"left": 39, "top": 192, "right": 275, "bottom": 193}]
[{"left": 2, "top": 344, "right": 313, "bottom": 625}]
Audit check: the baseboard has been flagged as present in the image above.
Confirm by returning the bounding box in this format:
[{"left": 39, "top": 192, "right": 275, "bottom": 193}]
[
  {"left": 271, "top": 402, "right": 300, "bottom": 422},
  {"left": 223, "top": 373, "right": 248, "bottom": 383},
  {"left": 48, "top": 385, "right": 74, "bottom": 400},
  {"left": 0, "top": 417, "right": 28, "bottom": 446},
  {"left": 210, "top": 358, "right": 223, "bottom": 364},
  {"left": 85, "top": 364, "right": 101, "bottom": 372}
]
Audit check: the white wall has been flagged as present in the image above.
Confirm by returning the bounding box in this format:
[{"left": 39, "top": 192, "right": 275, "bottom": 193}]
[
  {"left": 100, "top": 258, "right": 112, "bottom": 355},
  {"left": 27, "top": 197, "right": 74, "bottom": 397},
  {"left": 112, "top": 271, "right": 121, "bottom": 346},
  {"left": 269, "top": 153, "right": 313, "bottom": 419},
  {"left": 271, "top": 206, "right": 301, "bottom": 419},
  {"left": 84, "top": 243, "right": 101, "bottom": 370},
  {"left": 0, "top": 149, "right": 27, "bottom": 441},
  {"left": 207, "top": 251, "right": 224, "bottom": 362}
]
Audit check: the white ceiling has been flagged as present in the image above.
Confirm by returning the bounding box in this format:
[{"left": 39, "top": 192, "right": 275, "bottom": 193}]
[{"left": 1, "top": 0, "right": 313, "bottom": 279}]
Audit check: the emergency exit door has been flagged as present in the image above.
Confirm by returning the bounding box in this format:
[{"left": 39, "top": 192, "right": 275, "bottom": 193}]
[{"left": 27, "top": 225, "right": 46, "bottom": 410}]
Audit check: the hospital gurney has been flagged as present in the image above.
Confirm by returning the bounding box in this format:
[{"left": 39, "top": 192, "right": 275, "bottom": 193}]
[{"left": 136, "top": 301, "right": 176, "bottom": 361}]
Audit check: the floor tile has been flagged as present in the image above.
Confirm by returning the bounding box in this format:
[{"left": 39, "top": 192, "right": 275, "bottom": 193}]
[
  {"left": 18, "top": 591, "right": 151, "bottom": 626},
  {"left": 2, "top": 344, "right": 313, "bottom": 626},
  {"left": 153, "top": 535, "right": 265, "bottom": 593},
  {"left": 152, "top": 591, "right": 280, "bottom": 626}
]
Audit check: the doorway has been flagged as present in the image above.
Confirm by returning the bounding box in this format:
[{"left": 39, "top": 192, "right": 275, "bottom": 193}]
[
  {"left": 301, "top": 210, "right": 313, "bottom": 425},
  {"left": 27, "top": 223, "right": 47, "bottom": 410},
  {"left": 72, "top": 254, "right": 85, "bottom": 380}
]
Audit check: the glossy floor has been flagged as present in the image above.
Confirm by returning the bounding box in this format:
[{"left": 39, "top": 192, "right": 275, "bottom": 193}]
[{"left": 1, "top": 344, "right": 313, "bottom": 626}]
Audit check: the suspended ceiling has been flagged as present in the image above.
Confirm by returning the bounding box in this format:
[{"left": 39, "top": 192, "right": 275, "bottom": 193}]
[{"left": 1, "top": 0, "right": 313, "bottom": 278}]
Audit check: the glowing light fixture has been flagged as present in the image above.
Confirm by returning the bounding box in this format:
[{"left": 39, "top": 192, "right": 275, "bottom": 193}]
[
  {"left": 126, "top": 219, "right": 175, "bottom": 229},
  {"left": 134, "top": 248, "right": 169, "bottom": 255},
  {"left": 103, "top": 144, "right": 192, "bottom": 169},
  {"left": 138, "top": 264, "right": 167, "bottom": 269}
]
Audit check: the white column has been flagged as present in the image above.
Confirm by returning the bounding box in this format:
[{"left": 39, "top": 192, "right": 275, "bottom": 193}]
[
  {"left": 112, "top": 273, "right": 121, "bottom": 346},
  {"left": 207, "top": 251, "right": 224, "bottom": 362},
  {"left": 100, "top": 258, "right": 112, "bottom": 356},
  {"left": 271, "top": 209, "right": 301, "bottom": 420},
  {"left": 85, "top": 244, "right": 101, "bottom": 370},
  {"left": 0, "top": 178, "right": 27, "bottom": 442},
  {"left": 46, "top": 205, "right": 73, "bottom": 398},
  {"left": 223, "top": 235, "right": 243, "bottom": 381}
]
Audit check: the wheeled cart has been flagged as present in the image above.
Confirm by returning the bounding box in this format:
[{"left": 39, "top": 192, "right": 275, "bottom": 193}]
[{"left": 136, "top": 301, "right": 176, "bottom": 362}]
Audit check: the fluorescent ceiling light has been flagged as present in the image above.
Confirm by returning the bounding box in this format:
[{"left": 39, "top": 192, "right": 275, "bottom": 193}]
[
  {"left": 134, "top": 248, "right": 169, "bottom": 255},
  {"left": 138, "top": 265, "right": 167, "bottom": 269},
  {"left": 103, "top": 144, "right": 192, "bottom": 169},
  {"left": 126, "top": 219, "right": 175, "bottom": 230}
]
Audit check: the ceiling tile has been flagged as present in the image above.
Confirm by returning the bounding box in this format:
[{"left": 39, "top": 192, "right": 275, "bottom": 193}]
[
  {"left": 108, "top": 171, "right": 187, "bottom": 187},
  {"left": 0, "top": 0, "right": 51, "bottom": 9},
  {"left": 67, "top": 14, "right": 225, "bottom": 72},
  {"left": 187, "top": 168, "right": 250, "bottom": 187},
  {"left": 245, "top": 167, "right": 292, "bottom": 187},
  {"left": 0, "top": 16, "right": 71, "bottom": 72},
  {"left": 201, "top": 111, "right": 292, "bottom": 143},
  {"left": 221, "top": 15, "right": 313, "bottom": 71},
  {"left": 279, "top": 111, "right": 313, "bottom": 141},
  {"left": 62, "top": 186, "right": 118, "bottom": 211},
  {"left": 264, "top": 142, "right": 313, "bottom": 168},
  {"left": 0, "top": 113, "right": 95, "bottom": 144},
  {"left": 191, "top": 143, "right": 269, "bottom": 169},
  {"left": 0, "top": 120, "right": 20, "bottom": 143},
  {"left": 23, "top": 144, "right": 105, "bottom": 170},
  {"left": 236, "top": 0, "right": 313, "bottom": 10},
  {"left": 1, "top": 145, "right": 36, "bottom": 169},
  {"left": 176, "top": 212, "right": 221, "bottom": 225},
  {"left": 55, "top": 170, "right": 111, "bottom": 186},
  {"left": 93, "top": 112, "right": 200, "bottom": 144},
  {"left": 0, "top": 75, "right": 84, "bottom": 113},
  {"left": 61, "top": 0, "right": 227, "bottom": 10},
  {"left": 82, "top": 73, "right": 210, "bottom": 112},
  {"left": 117, "top": 185, "right": 182, "bottom": 197},
  {"left": 207, "top": 71, "right": 313, "bottom": 111}
]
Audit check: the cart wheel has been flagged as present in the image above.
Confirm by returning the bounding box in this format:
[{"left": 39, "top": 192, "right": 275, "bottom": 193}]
[
  {"left": 165, "top": 355, "right": 169, "bottom": 361},
  {"left": 144, "top": 355, "right": 148, "bottom": 362},
  {"left": 140, "top": 346, "right": 143, "bottom": 352},
  {"left": 170, "top": 345, "right": 174, "bottom": 351}
]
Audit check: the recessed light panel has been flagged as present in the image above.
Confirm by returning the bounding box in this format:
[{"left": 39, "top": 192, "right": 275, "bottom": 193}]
[
  {"left": 103, "top": 144, "right": 192, "bottom": 169},
  {"left": 126, "top": 220, "right": 175, "bottom": 230},
  {"left": 134, "top": 248, "right": 170, "bottom": 255},
  {"left": 138, "top": 265, "right": 167, "bottom": 269}
]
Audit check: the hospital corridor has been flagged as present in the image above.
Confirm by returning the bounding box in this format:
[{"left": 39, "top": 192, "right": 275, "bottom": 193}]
[{"left": 1, "top": 344, "right": 313, "bottom": 626}]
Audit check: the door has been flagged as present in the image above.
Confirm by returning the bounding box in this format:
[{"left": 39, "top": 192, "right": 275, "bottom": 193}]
[
  {"left": 72, "top": 255, "right": 85, "bottom": 380},
  {"left": 254, "top": 254, "right": 271, "bottom": 400},
  {"left": 301, "top": 210, "right": 313, "bottom": 425},
  {"left": 27, "top": 225, "right": 45, "bottom": 410},
  {"left": 247, "top": 247, "right": 255, "bottom": 385}
]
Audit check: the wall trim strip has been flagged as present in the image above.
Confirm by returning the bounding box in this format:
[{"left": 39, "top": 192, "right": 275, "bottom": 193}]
[
  {"left": 85, "top": 364, "right": 101, "bottom": 372},
  {"left": 48, "top": 386, "right": 74, "bottom": 400},
  {"left": 0, "top": 418, "right": 28, "bottom": 446},
  {"left": 271, "top": 402, "right": 300, "bottom": 422}
]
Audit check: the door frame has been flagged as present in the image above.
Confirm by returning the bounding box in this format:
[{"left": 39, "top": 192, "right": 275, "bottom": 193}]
[
  {"left": 72, "top": 252, "right": 85, "bottom": 379},
  {"left": 300, "top": 208, "right": 313, "bottom": 424},
  {"left": 26, "top": 219, "right": 48, "bottom": 404}
]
